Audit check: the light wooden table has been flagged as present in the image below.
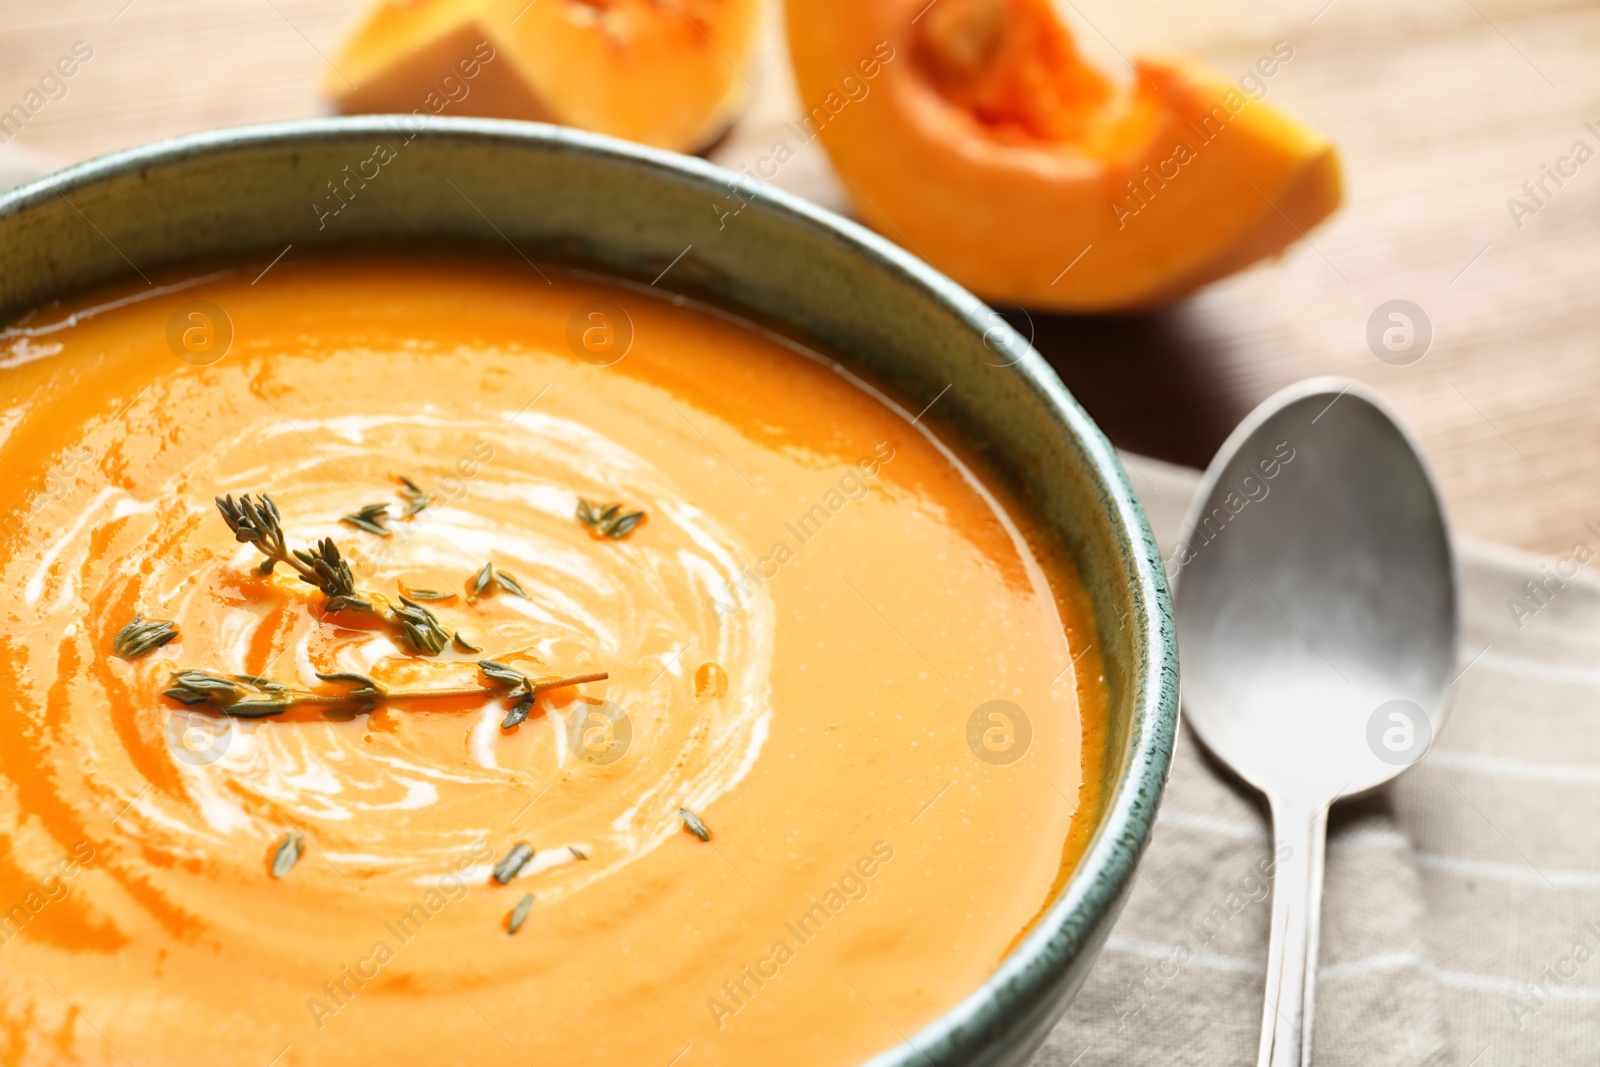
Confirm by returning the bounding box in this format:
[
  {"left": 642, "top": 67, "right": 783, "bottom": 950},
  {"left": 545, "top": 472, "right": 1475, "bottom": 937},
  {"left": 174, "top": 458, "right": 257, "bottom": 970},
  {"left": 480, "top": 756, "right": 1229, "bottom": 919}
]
[{"left": 2, "top": 0, "right": 1596, "bottom": 554}]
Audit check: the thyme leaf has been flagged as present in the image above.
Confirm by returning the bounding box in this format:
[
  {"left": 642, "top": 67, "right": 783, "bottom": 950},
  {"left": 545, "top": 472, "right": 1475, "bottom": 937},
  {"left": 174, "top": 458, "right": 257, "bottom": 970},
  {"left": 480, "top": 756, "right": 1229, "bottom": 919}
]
[
  {"left": 399, "top": 587, "right": 457, "bottom": 602},
  {"left": 494, "top": 570, "right": 528, "bottom": 598},
  {"left": 313, "top": 670, "right": 381, "bottom": 693},
  {"left": 468, "top": 562, "right": 494, "bottom": 601},
  {"left": 568, "top": 845, "right": 587, "bottom": 861},
  {"left": 508, "top": 892, "right": 534, "bottom": 934},
  {"left": 576, "top": 497, "right": 645, "bottom": 540},
  {"left": 451, "top": 631, "right": 482, "bottom": 653},
  {"left": 113, "top": 613, "right": 179, "bottom": 659},
  {"left": 393, "top": 595, "right": 451, "bottom": 656},
  {"left": 272, "top": 831, "right": 305, "bottom": 878},
  {"left": 678, "top": 808, "right": 711, "bottom": 842},
  {"left": 478, "top": 660, "right": 529, "bottom": 689},
  {"left": 468, "top": 562, "right": 527, "bottom": 600},
  {"left": 163, "top": 670, "right": 291, "bottom": 717},
  {"left": 340, "top": 502, "right": 392, "bottom": 537},
  {"left": 397, "top": 475, "right": 429, "bottom": 519},
  {"left": 607, "top": 511, "right": 644, "bottom": 538},
  {"left": 493, "top": 842, "right": 535, "bottom": 885},
  {"left": 501, "top": 694, "right": 534, "bottom": 730},
  {"left": 292, "top": 537, "right": 366, "bottom": 605},
  {"left": 314, "top": 671, "right": 382, "bottom": 711}
]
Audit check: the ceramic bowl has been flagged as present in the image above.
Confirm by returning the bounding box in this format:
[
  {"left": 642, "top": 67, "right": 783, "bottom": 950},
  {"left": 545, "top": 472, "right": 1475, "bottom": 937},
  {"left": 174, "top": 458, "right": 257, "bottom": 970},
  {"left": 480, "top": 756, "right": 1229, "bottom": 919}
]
[{"left": 0, "top": 117, "right": 1178, "bottom": 1067}]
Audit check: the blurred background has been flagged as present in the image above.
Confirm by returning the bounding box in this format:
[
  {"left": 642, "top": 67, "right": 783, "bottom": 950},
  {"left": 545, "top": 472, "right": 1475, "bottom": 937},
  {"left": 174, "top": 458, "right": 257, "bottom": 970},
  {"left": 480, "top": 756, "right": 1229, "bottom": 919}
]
[{"left": 1, "top": 0, "right": 1594, "bottom": 553}]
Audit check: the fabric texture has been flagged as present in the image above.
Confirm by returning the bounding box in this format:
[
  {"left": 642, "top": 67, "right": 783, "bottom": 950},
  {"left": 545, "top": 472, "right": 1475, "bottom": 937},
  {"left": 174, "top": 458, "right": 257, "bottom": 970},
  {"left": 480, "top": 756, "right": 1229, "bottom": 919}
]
[{"left": 1033, "top": 453, "right": 1600, "bottom": 1066}]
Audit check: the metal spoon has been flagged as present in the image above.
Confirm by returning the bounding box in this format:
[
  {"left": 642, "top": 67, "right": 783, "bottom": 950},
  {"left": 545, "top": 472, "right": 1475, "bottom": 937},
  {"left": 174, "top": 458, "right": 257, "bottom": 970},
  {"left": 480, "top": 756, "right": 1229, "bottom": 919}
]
[{"left": 1171, "top": 378, "right": 1457, "bottom": 1067}]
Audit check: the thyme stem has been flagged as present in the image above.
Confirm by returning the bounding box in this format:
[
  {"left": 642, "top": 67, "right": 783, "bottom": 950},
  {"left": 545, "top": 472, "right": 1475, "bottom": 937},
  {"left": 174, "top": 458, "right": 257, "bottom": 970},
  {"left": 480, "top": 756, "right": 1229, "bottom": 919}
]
[{"left": 164, "top": 667, "right": 608, "bottom": 718}]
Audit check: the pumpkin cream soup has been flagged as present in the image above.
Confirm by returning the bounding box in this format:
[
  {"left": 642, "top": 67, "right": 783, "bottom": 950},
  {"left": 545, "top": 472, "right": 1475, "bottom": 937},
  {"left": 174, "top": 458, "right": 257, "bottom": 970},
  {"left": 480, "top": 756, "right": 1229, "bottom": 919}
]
[{"left": 0, "top": 254, "right": 1105, "bottom": 1067}]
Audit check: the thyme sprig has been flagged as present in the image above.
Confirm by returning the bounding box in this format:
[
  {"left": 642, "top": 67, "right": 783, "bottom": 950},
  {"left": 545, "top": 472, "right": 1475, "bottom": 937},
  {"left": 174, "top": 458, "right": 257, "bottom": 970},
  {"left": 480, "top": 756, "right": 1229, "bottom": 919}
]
[
  {"left": 216, "top": 493, "right": 472, "bottom": 653},
  {"left": 218, "top": 493, "right": 367, "bottom": 600},
  {"left": 162, "top": 663, "right": 607, "bottom": 719},
  {"left": 114, "top": 614, "right": 179, "bottom": 659},
  {"left": 576, "top": 498, "right": 645, "bottom": 540}
]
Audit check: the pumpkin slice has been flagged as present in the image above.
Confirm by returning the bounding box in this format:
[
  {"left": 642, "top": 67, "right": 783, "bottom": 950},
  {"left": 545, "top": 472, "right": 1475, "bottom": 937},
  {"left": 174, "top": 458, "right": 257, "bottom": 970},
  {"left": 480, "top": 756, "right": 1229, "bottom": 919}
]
[
  {"left": 328, "top": 0, "right": 763, "bottom": 153},
  {"left": 328, "top": 1, "right": 548, "bottom": 121},
  {"left": 786, "top": 0, "right": 1342, "bottom": 310}
]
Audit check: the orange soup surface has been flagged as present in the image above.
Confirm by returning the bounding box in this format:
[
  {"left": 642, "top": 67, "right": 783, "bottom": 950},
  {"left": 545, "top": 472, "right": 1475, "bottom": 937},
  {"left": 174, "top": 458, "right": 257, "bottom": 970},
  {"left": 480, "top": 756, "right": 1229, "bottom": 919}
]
[{"left": 0, "top": 253, "right": 1105, "bottom": 1067}]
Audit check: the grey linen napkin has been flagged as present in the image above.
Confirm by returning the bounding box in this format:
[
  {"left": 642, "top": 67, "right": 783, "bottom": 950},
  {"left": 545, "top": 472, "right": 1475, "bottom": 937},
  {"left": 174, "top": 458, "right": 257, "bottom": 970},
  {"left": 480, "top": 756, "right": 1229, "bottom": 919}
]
[{"left": 1033, "top": 453, "right": 1600, "bottom": 1067}]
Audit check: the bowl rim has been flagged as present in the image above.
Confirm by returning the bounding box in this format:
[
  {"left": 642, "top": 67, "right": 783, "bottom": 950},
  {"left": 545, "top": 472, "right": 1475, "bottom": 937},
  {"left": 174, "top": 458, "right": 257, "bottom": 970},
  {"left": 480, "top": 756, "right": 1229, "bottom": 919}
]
[{"left": 0, "top": 116, "right": 1179, "bottom": 1065}]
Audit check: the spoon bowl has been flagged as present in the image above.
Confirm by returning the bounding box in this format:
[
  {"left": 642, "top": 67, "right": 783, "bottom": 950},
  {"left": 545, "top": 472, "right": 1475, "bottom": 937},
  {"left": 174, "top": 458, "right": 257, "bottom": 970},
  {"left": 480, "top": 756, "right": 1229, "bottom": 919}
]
[{"left": 1173, "top": 377, "right": 1457, "bottom": 1066}]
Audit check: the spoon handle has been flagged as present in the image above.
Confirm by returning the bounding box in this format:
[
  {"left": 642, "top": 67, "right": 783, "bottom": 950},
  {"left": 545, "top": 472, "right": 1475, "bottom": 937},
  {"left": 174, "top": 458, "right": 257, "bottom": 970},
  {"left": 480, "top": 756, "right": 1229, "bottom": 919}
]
[{"left": 1257, "top": 794, "right": 1330, "bottom": 1067}]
